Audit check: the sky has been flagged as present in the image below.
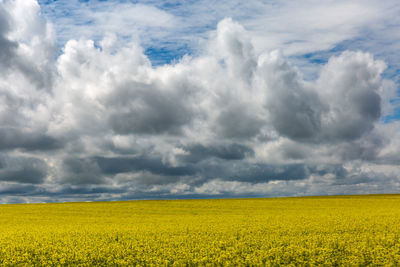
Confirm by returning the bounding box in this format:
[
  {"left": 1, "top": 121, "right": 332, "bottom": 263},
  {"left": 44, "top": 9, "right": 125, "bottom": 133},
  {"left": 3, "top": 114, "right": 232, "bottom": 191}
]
[{"left": 0, "top": 0, "right": 400, "bottom": 203}]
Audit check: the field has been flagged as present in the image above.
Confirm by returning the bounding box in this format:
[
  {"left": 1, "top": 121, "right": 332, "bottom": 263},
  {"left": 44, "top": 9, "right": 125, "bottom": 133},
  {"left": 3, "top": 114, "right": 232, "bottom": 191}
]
[{"left": 1, "top": 195, "right": 400, "bottom": 266}]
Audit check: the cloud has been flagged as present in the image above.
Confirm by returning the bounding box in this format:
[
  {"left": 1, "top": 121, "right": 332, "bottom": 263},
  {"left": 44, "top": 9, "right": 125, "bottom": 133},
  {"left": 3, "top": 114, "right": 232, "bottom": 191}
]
[
  {"left": 213, "top": 18, "right": 256, "bottom": 82},
  {"left": 38, "top": 0, "right": 399, "bottom": 69},
  {"left": 259, "top": 50, "right": 385, "bottom": 143},
  {"left": 2, "top": 0, "right": 55, "bottom": 90},
  {"left": 0, "top": 5, "right": 18, "bottom": 71},
  {"left": 107, "top": 82, "right": 193, "bottom": 135},
  {"left": 95, "top": 156, "right": 197, "bottom": 177},
  {"left": 179, "top": 143, "right": 254, "bottom": 163},
  {"left": 61, "top": 157, "right": 105, "bottom": 185},
  {"left": 37, "top": 0, "right": 179, "bottom": 59},
  {"left": 215, "top": 105, "right": 265, "bottom": 139},
  {"left": 318, "top": 51, "right": 385, "bottom": 141},
  {"left": 0, "top": 0, "right": 60, "bottom": 157},
  {"left": 0, "top": 155, "right": 48, "bottom": 184},
  {"left": 0, "top": 0, "right": 399, "bottom": 203},
  {"left": 0, "top": 127, "right": 63, "bottom": 151},
  {"left": 259, "top": 51, "right": 324, "bottom": 140}
]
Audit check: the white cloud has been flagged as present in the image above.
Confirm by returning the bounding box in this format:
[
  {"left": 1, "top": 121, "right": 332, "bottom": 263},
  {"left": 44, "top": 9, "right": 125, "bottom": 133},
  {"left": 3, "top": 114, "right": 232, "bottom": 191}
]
[{"left": 245, "top": 1, "right": 383, "bottom": 55}]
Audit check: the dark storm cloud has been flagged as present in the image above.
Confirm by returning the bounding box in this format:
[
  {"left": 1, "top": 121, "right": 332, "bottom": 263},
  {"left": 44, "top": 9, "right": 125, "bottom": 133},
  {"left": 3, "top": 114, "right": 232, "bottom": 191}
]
[
  {"left": 179, "top": 143, "right": 254, "bottom": 163},
  {"left": 56, "top": 185, "right": 126, "bottom": 196},
  {"left": 331, "top": 174, "right": 373, "bottom": 186},
  {"left": 61, "top": 155, "right": 199, "bottom": 186},
  {"left": 0, "top": 127, "right": 63, "bottom": 151},
  {"left": 95, "top": 156, "right": 197, "bottom": 177},
  {"left": 0, "top": 183, "right": 38, "bottom": 195},
  {"left": 223, "top": 163, "right": 310, "bottom": 182},
  {"left": 0, "top": 156, "right": 48, "bottom": 184},
  {"left": 122, "top": 172, "right": 187, "bottom": 186},
  {"left": 62, "top": 155, "right": 317, "bottom": 188},
  {"left": 61, "top": 158, "right": 105, "bottom": 185},
  {"left": 193, "top": 161, "right": 359, "bottom": 185},
  {"left": 312, "top": 164, "right": 347, "bottom": 178}
]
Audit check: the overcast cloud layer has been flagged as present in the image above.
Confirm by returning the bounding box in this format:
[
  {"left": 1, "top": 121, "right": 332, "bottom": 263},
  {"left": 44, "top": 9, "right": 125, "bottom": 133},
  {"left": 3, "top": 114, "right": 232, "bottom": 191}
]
[{"left": 1, "top": 0, "right": 400, "bottom": 203}]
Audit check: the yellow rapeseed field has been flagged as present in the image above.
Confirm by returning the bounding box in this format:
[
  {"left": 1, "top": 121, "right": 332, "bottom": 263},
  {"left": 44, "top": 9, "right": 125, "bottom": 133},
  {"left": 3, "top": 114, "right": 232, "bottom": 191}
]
[{"left": 1, "top": 195, "right": 400, "bottom": 266}]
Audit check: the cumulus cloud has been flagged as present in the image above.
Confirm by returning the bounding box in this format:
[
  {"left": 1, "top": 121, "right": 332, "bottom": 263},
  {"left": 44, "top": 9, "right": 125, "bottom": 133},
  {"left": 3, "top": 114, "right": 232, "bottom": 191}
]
[
  {"left": 258, "top": 51, "right": 324, "bottom": 140},
  {"left": 0, "top": 0, "right": 399, "bottom": 203},
  {"left": 318, "top": 52, "right": 385, "bottom": 141}
]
